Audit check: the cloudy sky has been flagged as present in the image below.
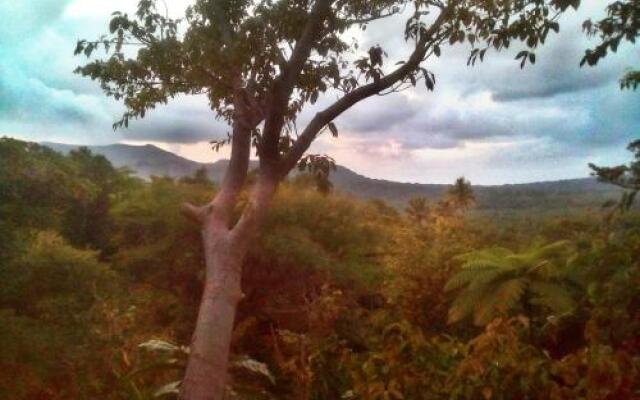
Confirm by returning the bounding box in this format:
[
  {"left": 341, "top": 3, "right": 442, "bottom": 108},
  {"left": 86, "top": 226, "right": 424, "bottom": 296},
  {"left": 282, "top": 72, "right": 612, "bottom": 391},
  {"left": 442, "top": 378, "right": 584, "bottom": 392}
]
[{"left": 1, "top": 0, "right": 638, "bottom": 184}]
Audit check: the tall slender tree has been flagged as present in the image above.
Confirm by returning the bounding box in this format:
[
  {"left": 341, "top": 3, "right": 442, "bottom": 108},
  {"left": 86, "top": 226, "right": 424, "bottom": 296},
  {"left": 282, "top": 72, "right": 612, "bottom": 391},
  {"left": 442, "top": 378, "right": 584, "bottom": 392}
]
[
  {"left": 446, "top": 176, "right": 475, "bottom": 210},
  {"left": 75, "top": 0, "right": 584, "bottom": 398}
]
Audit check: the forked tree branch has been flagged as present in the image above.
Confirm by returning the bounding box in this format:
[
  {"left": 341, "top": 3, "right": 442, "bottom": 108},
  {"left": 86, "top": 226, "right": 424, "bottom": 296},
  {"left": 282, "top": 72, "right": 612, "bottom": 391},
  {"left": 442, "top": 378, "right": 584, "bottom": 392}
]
[
  {"left": 260, "top": 0, "right": 335, "bottom": 168},
  {"left": 181, "top": 202, "right": 205, "bottom": 224},
  {"left": 281, "top": 0, "right": 335, "bottom": 93},
  {"left": 279, "top": 5, "right": 454, "bottom": 176},
  {"left": 183, "top": 76, "right": 264, "bottom": 228}
]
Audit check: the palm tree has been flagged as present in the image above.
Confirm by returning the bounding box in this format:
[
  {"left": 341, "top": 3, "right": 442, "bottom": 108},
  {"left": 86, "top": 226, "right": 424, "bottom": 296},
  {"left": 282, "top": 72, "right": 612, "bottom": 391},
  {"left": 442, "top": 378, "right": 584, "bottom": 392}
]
[
  {"left": 445, "top": 241, "right": 576, "bottom": 327},
  {"left": 446, "top": 177, "right": 475, "bottom": 211}
]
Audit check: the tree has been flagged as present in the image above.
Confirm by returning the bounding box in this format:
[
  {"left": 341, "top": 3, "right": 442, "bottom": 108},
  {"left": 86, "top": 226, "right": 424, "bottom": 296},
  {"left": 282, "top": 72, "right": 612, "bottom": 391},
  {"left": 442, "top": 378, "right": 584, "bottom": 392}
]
[
  {"left": 445, "top": 176, "right": 475, "bottom": 211},
  {"left": 580, "top": 0, "right": 639, "bottom": 210},
  {"left": 180, "top": 166, "right": 215, "bottom": 187},
  {"left": 589, "top": 139, "right": 640, "bottom": 213},
  {"left": 0, "top": 139, "right": 112, "bottom": 258},
  {"left": 445, "top": 241, "right": 576, "bottom": 327},
  {"left": 64, "top": 147, "right": 123, "bottom": 250},
  {"left": 75, "top": 0, "right": 584, "bottom": 398}
]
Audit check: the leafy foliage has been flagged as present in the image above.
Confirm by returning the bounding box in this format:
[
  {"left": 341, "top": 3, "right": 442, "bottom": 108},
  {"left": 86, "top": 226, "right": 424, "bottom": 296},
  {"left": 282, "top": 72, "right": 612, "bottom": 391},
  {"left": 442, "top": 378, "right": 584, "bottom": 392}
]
[
  {"left": 74, "top": 0, "right": 581, "bottom": 160},
  {"left": 581, "top": 0, "right": 639, "bottom": 89},
  {"left": 0, "top": 231, "right": 118, "bottom": 399},
  {"left": 446, "top": 177, "right": 475, "bottom": 211},
  {"left": 445, "top": 241, "right": 576, "bottom": 326},
  {"left": 590, "top": 139, "right": 640, "bottom": 213},
  {"left": 2, "top": 139, "right": 640, "bottom": 399}
]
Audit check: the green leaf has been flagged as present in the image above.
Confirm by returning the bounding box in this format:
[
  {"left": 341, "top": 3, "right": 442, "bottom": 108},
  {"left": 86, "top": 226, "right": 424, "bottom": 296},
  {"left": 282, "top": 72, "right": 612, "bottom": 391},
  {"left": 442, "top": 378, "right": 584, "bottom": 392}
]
[
  {"left": 328, "top": 122, "right": 338, "bottom": 137},
  {"left": 426, "top": 76, "right": 434, "bottom": 91},
  {"left": 74, "top": 40, "right": 86, "bottom": 56}
]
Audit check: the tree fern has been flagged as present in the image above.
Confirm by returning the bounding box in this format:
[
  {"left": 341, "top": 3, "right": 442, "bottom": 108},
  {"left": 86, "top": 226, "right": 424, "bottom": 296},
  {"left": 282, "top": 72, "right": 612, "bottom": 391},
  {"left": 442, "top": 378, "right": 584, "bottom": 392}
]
[
  {"left": 445, "top": 241, "right": 575, "bottom": 326},
  {"left": 448, "top": 285, "right": 486, "bottom": 324},
  {"left": 494, "top": 278, "right": 529, "bottom": 313},
  {"left": 444, "top": 266, "right": 507, "bottom": 292},
  {"left": 529, "top": 281, "right": 576, "bottom": 315}
]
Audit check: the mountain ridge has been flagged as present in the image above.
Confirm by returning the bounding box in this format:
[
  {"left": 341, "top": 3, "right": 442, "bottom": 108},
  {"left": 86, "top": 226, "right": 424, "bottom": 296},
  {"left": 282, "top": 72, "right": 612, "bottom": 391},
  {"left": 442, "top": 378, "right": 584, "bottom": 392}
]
[{"left": 42, "top": 141, "right": 619, "bottom": 210}]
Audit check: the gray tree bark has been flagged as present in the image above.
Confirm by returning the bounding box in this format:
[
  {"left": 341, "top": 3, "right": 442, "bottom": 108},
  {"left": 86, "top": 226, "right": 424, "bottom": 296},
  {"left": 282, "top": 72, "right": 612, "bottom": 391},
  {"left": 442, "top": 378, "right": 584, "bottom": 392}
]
[
  {"left": 179, "top": 174, "right": 277, "bottom": 400},
  {"left": 179, "top": 233, "right": 243, "bottom": 400}
]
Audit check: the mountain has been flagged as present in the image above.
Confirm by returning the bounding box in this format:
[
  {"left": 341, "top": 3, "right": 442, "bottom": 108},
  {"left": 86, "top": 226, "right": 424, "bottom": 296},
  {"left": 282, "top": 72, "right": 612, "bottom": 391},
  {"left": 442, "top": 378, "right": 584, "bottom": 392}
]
[
  {"left": 330, "top": 166, "right": 617, "bottom": 211},
  {"left": 43, "top": 142, "right": 620, "bottom": 211},
  {"left": 43, "top": 142, "right": 209, "bottom": 179}
]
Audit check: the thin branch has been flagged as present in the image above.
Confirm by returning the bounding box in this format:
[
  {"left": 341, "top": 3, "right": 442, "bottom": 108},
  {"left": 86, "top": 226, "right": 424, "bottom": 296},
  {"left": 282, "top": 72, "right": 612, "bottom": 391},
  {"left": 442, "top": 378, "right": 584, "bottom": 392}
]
[
  {"left": 279, "top": 5, "right": 454, "bottom": 176},
  {"left": 181, "top": 202, "right": 205, "bottom": 224},
  {"left": 282, "top": 0, "right": 334, "bottom": 91},
  {"left": 339, "top": 8, "right": 403, "bottom": 25},
  {"left": 85, "top": 40, "right": 147, "bottom": 46}
]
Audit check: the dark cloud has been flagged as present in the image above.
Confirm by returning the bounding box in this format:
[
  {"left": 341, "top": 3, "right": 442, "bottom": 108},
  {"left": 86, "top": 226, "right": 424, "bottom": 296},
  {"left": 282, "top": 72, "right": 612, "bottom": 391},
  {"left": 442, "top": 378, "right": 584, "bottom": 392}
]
[
  {"left": 490, "top": 73, "right": 614, "bottom": 102},
  {"left": 324, "top": 2, "right": 639, "bottom": 161},
  {"left": 335, "top": 89, "right": 585, "bottom": 152},
  {"left": 487, "top": 31, "right": 628, "bottom": 102},
  {"left": 122, "top": 116, "right": 229, "bottom": 144},
  {"left": 337, "top": 94, "right": 419, "bottom": 132},
  {"left": 0, "top": 71, "right": 108, "bottom": 125},
  {"left": 115, "top": 96, "right": 230, "bottom": 143}
]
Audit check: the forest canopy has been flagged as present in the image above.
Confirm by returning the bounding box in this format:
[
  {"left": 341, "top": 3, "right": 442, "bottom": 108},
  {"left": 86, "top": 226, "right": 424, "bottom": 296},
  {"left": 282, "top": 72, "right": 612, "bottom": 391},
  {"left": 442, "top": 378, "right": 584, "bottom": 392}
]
[{"left": 1, "top": 137, "right": 639, "bottom": 399}]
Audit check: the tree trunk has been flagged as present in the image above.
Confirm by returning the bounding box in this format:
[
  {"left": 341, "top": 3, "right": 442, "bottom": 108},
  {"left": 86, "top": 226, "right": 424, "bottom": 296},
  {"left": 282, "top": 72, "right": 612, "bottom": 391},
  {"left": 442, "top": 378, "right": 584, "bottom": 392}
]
[
  {"left": 179, "top": 228, "right": 243, "bottom": 400},
  {"left": 179, "top": 178, "right": 277, "bottom": 400}
]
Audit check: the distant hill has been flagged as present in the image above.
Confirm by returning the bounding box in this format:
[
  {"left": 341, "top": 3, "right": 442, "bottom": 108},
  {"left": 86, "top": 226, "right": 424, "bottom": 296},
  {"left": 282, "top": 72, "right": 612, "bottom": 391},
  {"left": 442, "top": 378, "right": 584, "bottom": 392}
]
[
  {"left": 44, "top": 142, "right": 215, "bottom": 180},
  {"left": 43, "top": 142, "right": 620, "bottom": 211}
]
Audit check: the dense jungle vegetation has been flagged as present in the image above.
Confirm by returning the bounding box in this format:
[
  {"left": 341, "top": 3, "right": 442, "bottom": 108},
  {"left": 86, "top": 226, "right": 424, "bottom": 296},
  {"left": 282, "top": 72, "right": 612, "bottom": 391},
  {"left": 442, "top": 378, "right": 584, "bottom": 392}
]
[{"left": 1, "top": 137, "right": 639, "bottom": 399}]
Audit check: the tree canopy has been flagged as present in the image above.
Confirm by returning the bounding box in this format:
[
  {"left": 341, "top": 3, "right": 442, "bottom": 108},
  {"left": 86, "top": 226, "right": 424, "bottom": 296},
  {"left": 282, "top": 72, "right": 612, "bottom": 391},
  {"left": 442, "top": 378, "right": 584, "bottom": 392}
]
[{"left": 76, "top": 0, "right": 582, "bottom": 178}]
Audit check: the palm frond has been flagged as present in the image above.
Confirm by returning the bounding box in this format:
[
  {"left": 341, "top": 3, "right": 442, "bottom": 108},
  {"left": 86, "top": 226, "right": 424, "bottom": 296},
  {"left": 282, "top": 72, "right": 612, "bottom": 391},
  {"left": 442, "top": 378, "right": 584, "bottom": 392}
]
[
  {"left": 454, "top": 247, "right": 513, "bottom": 263},
  {"left": 521, "top": 241, "right": 571, "bottom": 266},
  {"left": 445, "top": 269, "right": 484, "bottom": 292},
  {"left": 448, "top": 286, "right": 486, "bottom": 324},
  {"left": 447, "top": 241, "right": 577, "bottom": 327},
  {"left": 529, "top": 282, "right": 575, "bottom": 315},
  {"left": 473, "top": 287, "right": 503, "bottom": 326},
  {"left": 494, "top": 278, "right": 529, "bottom": 314},
  {"left": 471, "top": 278, "right": 528, "bottom": 326},
  {"left": 466, "top": 268, "right": 515, "bottom": 290},
  {"left": 445, "top": 264, "right": 511, "bottom": 292}
]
